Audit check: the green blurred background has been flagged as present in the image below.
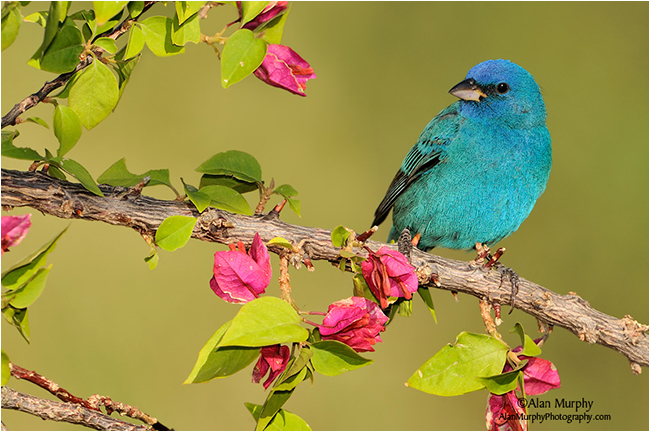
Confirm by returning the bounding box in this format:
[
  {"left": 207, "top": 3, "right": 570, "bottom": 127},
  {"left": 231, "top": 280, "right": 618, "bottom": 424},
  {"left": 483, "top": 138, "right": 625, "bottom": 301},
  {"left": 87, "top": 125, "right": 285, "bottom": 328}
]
[{"left": 2, "top": 2, "right": 648, "bottom": 430}]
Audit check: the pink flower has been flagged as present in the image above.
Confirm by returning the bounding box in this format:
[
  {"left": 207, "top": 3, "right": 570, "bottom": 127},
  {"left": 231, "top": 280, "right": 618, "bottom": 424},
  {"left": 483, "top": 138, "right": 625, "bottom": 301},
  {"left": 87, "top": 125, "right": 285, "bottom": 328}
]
[
  {"left": 319, "top": 297, "right": 389, "bottom": 352},
  {"left": 253, "top": 44, "right": 316, "bottom": 96},
  {"left": 485, "top": 342, "right": 561, "bottom": 431},
  {"left": 1, "top": 214, "right": 31, "bottom": 255},
  {"left": 486, "top": 391, "right": 526, "bottom": 431},
  {"left": 361, "top": 247, "right": 418, "bottom": 309},
  {"left": 238, "top": 1, "right": 288, "bottom": 31},
  {"left": 252, "top": 344, "right": 290, "bottom": 389},
  {"left": 210, "top": 233, "right": 272, "bottom": 304}
]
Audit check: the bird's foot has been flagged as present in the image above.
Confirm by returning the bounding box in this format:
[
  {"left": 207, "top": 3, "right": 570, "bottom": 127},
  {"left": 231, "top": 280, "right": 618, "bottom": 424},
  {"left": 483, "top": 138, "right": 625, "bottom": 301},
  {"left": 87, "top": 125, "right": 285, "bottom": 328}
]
[
  {"left": 472, "top": 244, "right": 519, "bottom": 314},
  {"left": 471, "top": 242, "right": 491, "bottom": 266}
]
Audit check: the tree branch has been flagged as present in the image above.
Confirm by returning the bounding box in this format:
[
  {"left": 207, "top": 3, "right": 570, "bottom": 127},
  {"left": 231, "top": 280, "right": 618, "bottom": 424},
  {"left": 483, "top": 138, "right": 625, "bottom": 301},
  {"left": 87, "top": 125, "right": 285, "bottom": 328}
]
[
  {"left": 1, "top": 1, "right": 157, "bottom": 129},
  {"left": 7, "top": 362, "right": 170, "bottom": 430},
  {"left": 1, "top": 168, "right": 648, "bottom": 371},
  {"left": 1, "top": 387, "right": 152, "bottom": 431}
]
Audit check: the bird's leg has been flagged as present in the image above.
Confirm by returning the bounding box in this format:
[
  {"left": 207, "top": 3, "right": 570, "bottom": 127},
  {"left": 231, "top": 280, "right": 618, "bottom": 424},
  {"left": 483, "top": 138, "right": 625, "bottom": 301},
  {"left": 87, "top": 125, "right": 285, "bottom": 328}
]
[
  {"left": 478, "top": 245, "right": 519, "bottom": 314},
  {"left": 397, "top": 229, "right": 440, "bottom": 287},
  {"left": 397, "top": 228, "right": 414, "bottom": 260}
]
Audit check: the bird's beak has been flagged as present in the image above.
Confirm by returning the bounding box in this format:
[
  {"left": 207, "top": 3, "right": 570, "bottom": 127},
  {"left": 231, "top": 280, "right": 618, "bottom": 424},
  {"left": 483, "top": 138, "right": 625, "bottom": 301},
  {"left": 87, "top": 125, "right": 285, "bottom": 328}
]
[{"left": 449, "top": 78, "right": 487, "bottom": 102}]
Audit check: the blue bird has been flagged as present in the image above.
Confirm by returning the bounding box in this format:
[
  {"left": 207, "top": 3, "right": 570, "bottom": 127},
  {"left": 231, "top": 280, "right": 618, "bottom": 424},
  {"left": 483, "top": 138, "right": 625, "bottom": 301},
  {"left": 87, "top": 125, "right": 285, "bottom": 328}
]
[{"left": 372, "top": 59, "right": 551, "bottom": 305}]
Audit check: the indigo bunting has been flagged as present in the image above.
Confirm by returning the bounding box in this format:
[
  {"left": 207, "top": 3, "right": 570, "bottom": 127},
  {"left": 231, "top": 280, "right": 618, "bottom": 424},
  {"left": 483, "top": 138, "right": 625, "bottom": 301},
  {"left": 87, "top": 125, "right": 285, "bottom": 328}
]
[{"left": 372, "top": 59, "right": 551, "bottom": 303}]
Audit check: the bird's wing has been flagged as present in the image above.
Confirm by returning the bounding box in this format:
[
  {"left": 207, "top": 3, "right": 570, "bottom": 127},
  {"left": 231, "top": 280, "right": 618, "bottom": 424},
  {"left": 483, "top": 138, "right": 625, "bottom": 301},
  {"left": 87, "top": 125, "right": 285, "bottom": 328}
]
[{"left": 372, "top": 103, "right": 461, "bottom": 227}]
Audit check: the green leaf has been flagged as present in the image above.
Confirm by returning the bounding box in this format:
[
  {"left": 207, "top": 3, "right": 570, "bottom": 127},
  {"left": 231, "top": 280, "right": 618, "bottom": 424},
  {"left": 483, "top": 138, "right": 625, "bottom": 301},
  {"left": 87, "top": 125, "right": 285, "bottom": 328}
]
[
  {"left": 310, "top": 340, "right": 373, "bottom": 376},
  {"left": 3, "top": 307, "right": 30, "bottom": 343},
  {"left": 273, "top": 184, "right": 297, "bottom": 197},
  {"left": 182, "top": 179, "right": 211, "bottom": 213},
  {"left": 24, "top": 11, "right": 48, "bottom": 26},
  {"left": 219, "top": 297, "right": 309, "bottom": 347},
  {"left": 127, "top": 1, "right": 144, "bottom": 18},
  {"left": 125, "top": 23, "right": 145, "bottom": 58},
  {"left": 196, "top": 150, "right": 263, "bottom": 183},
  {"left": 94, "top": 37, "right": 117, "bottom": 53},
  {"left": 155, "top": 215, "right": 196, "bottom": 252},
  {"left": 256, "top": 389, "right": 295, "bottom": 431},
  {"left": 39, "top": 1, "right": 63, "bottom": 56},
  {"left": 172, "top": 11, "right": 200, "bottom": 46},
  {"left": 352, "top": 273, "right": 378, "bottom": 303},
  {"left": 1, "top": 4, "right": 21, "bottom": 51},
  {"left": 1, "top": 350, "right": 10, "bottom": 386},
  {"left": 68, "top": 59, "right": 119, "bottom": 129},
  {"left": 267, "top": 237, "right": 293, "bottom": 250},
  {"left": 273, "top": 186, "right": 301, "bottom": 217},
  {"left": 330, "top": 225, "right": 350, "bottom": 248},
  {"left": 239, "top": 1, "right": 267, "bottom": 25},
  {"left": 8, "top": 265, "right": 52, "bottom": 309},
  {"left": 28, "top": 20, "right": 84, "bottom": 73},
  {"left": 199, "top": 185, "right": 252, "bottom": 215},
  {"left": 47, "top": 165, "right": 67, "bottom": 180},
  {"left": 221, "top": 29, "right": 267, "bottom": 88},
  {"left": 175, "top": 1, "right": 204, "bottom": 24},
  {"left": 93, "top": 1, "right": 128, "bottom": 26},
  {"left": 245, "top": 403, "right": 312, "bottom": 431},
  {"left": 199, "top": 174, "right": 259, "bottom": 193},
  {"left": 53, "top": 105, "right": 82, "bottom": 156},
  {"left": 2, "top": 227, "right": 67, "bottom": 291},
  {"left": 2, "top": 130, "right": 42, "bottom": 161},
  {"left": 407, "top": 332, "right": 509, "bottom": 396},
  {"left": 184, "top": 320, "right": 260, "bottom": 384},
  {"left": 417, "top": 286, "right": 437, "bottom": 323},
  {"left": 59, "top": 158, "right": 103, "bottom": 196},
  {"left": 258, "top": 3, "right": 289, "bottom": 44},
  {"left": 510, "top": 323, "right": 542, "bottom": 357},
  {"left": 477, "top": 369, "right": 523, "bottom": 396},
  {"left": 113, "top": 50, "right": 140, "bottom": 102},
  {"left": 283, "top": 346, "right": 312, "bottom": 379},
  {"left": 273, "top": 366, "right": 308, "bottom": 392},
  {"left": 97, "top": 158, "right": 173, "bottom": 194},
  {"left": 138, "top": 16, "right": 185, "bottom": 57},
  {"left": 144, "top": 249, "right": 158, "bottom": 270},
  {"left": 23, "top": 117, "right": 49, "bottom": 128}
]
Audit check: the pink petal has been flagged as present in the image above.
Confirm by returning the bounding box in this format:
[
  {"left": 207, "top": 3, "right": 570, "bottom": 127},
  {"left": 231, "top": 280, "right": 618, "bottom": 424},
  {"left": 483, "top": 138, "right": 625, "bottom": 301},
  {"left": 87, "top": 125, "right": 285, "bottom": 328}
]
[
  {"left": 486, "top": 391, "right": 527, "bottom": 431},
  {"left": 520, "top": 357, "right": 561, "bottom": 395},
  {"left": 1, "top": 214, "right": 31, "bottom": 254},
  {"left": 248, "top": 233, "right": 272, "bottom": 286}
]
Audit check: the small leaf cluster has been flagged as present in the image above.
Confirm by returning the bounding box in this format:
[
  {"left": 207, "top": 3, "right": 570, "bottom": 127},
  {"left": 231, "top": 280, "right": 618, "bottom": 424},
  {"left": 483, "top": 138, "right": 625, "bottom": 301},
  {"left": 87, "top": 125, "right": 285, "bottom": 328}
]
[
  {"left": 1, "top": 227, "right": 67, "bottom": 343},
  {"left": 185, "top": 297, "right": 373, "bottom": 430}
]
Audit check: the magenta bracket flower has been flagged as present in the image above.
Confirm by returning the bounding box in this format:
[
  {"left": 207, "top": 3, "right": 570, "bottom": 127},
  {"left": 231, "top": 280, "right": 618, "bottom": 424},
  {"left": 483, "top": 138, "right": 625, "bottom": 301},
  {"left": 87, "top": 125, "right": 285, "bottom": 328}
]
[
  {"left": 238, "top": 1, "right": 288, "bottom": 31},
  {"left": 319, "top": 297, "right": 389, "bottom": 352},
  {"left": 252, "top": 344, "right": 290, "bottom": 389},
  {"left": 485, "top": 342, "right": 561, "bottom": 431},
  {"left": 1, "top": 214, "right": 31, "bottom": 255},
  {"left": 254, "top": 44, "right": 316, "bottom": 96},
  {"left": 210, "top": 233, "right": 272, "bottom": 304},
  {"left": 361, "top": 246, "right": 418, "bottom": 309}
]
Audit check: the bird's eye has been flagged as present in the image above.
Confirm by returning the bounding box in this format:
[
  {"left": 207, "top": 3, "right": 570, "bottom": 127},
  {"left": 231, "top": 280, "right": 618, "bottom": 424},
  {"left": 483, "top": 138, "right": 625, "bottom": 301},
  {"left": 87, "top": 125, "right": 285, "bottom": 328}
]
[{"left": 496, "top": 82, "right": 510, "bottom": 94}]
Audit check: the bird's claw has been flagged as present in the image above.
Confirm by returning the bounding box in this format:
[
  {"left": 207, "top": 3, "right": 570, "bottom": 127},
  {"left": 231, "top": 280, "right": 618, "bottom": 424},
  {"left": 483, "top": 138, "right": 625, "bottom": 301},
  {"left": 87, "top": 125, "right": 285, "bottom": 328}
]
[{"left": 495, "top": 263, "right": 519, "bottom": 313}]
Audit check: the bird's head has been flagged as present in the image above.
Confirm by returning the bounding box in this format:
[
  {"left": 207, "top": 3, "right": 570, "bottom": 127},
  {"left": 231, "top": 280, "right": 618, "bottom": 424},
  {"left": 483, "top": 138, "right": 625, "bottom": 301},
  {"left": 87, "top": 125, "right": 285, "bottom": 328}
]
[{"left": 450, "top": 59, "right": 547, "bottom": 127}]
